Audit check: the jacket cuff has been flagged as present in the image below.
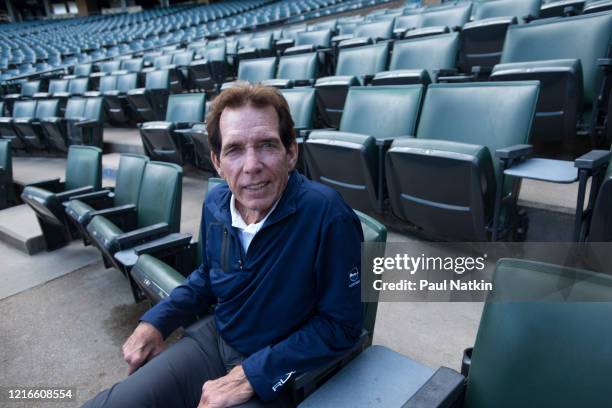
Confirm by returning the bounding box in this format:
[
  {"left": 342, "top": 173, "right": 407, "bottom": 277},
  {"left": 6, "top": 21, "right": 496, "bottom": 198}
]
[
  {"left": 242, "top": 348, "right": 285, "bottom": 402},
  {"left": 139, "top": 311, "right": 172, "bottom": 340}
]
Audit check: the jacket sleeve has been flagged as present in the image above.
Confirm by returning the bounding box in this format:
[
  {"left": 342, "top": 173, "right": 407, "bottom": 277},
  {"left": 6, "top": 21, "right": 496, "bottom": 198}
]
[
  {"left": 241, "top": 212, "right": 364, "bottom": 401},
  {"left": 140, "top": 205, "right": 215, "bottom": 339}
]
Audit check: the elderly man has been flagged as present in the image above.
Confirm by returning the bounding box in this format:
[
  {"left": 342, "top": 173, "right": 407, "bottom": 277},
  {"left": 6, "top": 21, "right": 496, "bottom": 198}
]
[{"left": 83, "top": 85, "right": 363, "bottom": 408}]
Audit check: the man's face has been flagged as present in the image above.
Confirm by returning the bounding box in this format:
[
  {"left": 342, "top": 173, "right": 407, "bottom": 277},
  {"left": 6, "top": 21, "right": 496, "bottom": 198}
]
[{"left": 211, "top": 103, "right": 297, "bottom": 224}]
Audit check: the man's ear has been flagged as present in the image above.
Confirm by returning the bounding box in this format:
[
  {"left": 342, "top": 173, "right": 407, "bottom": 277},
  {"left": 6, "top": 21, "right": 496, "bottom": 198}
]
[
  {"left": 287, "top": 140, "right": 298, "bottom": 171},
  {"left": 211, "top": 152, "right": 222, "bottom": 177}
]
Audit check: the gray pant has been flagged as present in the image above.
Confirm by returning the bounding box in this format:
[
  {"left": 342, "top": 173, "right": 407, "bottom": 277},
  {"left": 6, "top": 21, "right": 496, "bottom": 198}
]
[{"left": 82, "top": 316, "right": 294, "bottom": 408}]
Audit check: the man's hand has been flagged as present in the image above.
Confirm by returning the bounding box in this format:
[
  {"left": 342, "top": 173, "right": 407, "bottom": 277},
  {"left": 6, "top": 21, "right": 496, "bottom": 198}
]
[
  {"left": 197, "top": 365, "right": 254, "bottom": 408},
  {"left": 122, "top": 321, "right": 165, "bottom": 375}
]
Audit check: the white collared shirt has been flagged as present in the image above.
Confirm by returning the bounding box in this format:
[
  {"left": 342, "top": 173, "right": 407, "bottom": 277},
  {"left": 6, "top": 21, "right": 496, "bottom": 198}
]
[{"left": 230, "top": 194, "right": 279, "bottom": 254}]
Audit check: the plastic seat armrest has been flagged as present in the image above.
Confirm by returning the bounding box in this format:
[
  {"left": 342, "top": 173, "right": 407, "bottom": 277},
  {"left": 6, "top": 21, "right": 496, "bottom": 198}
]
[
  {"left": 401, "top": 367, "right": 465, "bottom": 408},
  {"left": 495, "top": 144, "right": 533, "bottom": 166},
  {"left": 89, "top": 204, "right": 136, "bottom": 219},
  {"left": 55, "top": 186, "right": 95, "bottom": 202},
  {"left": 115, "top": 222, "right": 170, "bottom": 250},
  {"left": 75, "top": 119, "right": 100, "bottom": 128},
  {"left": 575, "top": 150, "right": 612, "bottom": 171},
  {"left": 133, "top": 232, "right": 192, "bottom": 256},
  {"left": 25, "top": 178, "right": 63, "bottom": 192}
]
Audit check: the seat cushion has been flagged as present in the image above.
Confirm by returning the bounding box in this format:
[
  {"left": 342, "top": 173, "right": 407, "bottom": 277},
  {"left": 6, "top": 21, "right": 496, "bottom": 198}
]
[
  {"left": 87, "top": 216, "right": 123, "bottom": 253},
  {"left": 65, "top": 199, "right": 95, "bottom": 225}
]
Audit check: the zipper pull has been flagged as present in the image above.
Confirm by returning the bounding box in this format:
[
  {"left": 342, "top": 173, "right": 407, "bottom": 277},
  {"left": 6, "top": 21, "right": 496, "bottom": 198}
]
[{"left": 238, "top": 259, "right": 243, "bottom": 270}]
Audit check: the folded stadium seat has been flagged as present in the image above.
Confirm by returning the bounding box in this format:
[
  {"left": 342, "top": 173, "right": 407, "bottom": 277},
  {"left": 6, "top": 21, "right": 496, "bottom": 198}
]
[
  {"left": 261, "top": 52, "right": 318, "bottom": 89},
  {"left": 539, "top": 0, "right": 585, "bottom": 17},
  {"left": 90, "top": 60, "right": 122, "bottom": 88},
  {"left": 127, "top": 69, "right": 170, "bottom": 122},
  {"left": 314, "top": 42, "right": 389, "bottom": 129},
  {"left": 393, "top": 2, "right": 472, "bottom": 39},
  {"left": 3, "top": 80, "right": 40, "bottom": 115},
  {"left": 459, "top": 0, "right": 541, "bottom": 75},
  {"left": 336, "top": 19, "right": 395, "bottom": 50},
  {"left": 489, "top": 12, "right": 612, "bottom": 155},
  {"left": 32, "top": 79, "right": 68, "bottom": 99},
  {"left": 234, "top": 56, "right": 277, "bottom": 84},
  {"left": 140, "top": 93, "right": 206, "bottom": 165},
  {"left": 306, "top": 85, "right": 424, "bottom": 213},
  {"left": 372, "top": 32, "right": 459, "bottom": 85},
  {"left": 86, "top": 161, "right": 182, "bottom": 300},
  {"left": 103, "top": 72, "right": 138, "bottom": 125},
  {"left": 279, "top": 87, "right": 316, "bottom": 174},
  {"left": 39, "top": 97, "right": 104, "bottom": 152},
  {"left": 0, "top": 140, "right": 16, "bottom": 209},
  {"left": 187, "top": 46, "right": 230, "bottom": 93},
  {"left": 12, "top": 99, "right": 59, "bottom": 151},
  {"left": 0, "top": 100, "right": 37, "bottom": 151},
  {"left": 247, "top": 33, "right": 274, "bottom": 57},
  {"left": 165, "top": 51, "right": 194, "bottom": 93},
  {"left": 309, "top": 18, "right": 337, "bottom": 33},
  {"left": 119, "top": 57, "right": 144, "bottom": 74},
  {"left": 63, "top": 63, "right": 93, "bottom": 79},
  {"left": 300, "top": 258, "right": 612, "bottom": 407},
  {"left": 21, "top": 145, "right": 102, "bottom": 250},
  {"left": 275, "top": 25, "right": 308, "bottom": 54},
  {"left": 65, "top": 153, "right": 149, "bottom": 244},
  {"left": 386, "top": 81, "right": 539, "bottom": 241},
  {"left": 139, "top": 54, "right": 173, "bottom": 81},
  {"left": 53, "top": 77, "right": 90, "bottom": 115},
  {"left": 582, "top": 0, "right": 612, "bottom": 12}
]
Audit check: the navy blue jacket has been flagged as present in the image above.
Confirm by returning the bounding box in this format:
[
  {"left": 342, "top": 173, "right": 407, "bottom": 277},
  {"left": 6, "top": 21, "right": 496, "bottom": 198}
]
[{"left": 141, "top": 171, "right": 364, "bottom": 401}]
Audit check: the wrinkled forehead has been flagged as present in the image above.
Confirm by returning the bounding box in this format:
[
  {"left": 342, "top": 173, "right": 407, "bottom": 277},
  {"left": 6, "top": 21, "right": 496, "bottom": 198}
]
[{"left": 219, "top": 103, "right": 280, "bottom": 144}]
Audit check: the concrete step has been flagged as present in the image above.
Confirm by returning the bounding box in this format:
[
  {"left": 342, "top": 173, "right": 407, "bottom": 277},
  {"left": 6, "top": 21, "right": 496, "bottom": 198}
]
[{"left": 0, "top": 204, "right": 45, "bottom": 254}]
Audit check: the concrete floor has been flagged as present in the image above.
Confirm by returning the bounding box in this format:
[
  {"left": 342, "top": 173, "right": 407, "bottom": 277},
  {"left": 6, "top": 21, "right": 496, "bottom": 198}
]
[{"left": 0, "top": 125, "right": 583, "bottom": 406}]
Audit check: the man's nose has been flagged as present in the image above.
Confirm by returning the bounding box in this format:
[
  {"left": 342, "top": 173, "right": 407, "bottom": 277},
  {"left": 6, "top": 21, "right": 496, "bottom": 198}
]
[{"left": 243, "top": 147, "right": 263, "bottom": 173}]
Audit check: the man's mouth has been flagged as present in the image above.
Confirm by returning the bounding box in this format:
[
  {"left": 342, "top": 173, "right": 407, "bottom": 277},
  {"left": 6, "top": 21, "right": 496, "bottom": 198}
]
[{"left": 244, "top": 181, "right": 269, "bottom": 191}]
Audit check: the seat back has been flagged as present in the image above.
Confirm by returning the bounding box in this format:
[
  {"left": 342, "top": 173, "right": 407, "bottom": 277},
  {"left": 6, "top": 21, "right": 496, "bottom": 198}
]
[
  {"left": 420, "top": 3, "right": 472, "bottom": 27},
  {"left": 501, "top": 12, "right": 612, "bottom": 103},
  {"left": 464, "top": 258, "right": 612, "bottom": 408},
  {"left": 117, "top": 72, "right": 138, "bottom": 92},
  {"left": 153, "top": 54, "right": 173, "bottom": 69},
  {"left": 354, "top": 19, "right": 394, "bottom": 40},
  {"left": 12, "top": 100, "right": 37, "bottom": 118},
  {"left": 68, "top": 77, "right": 89, "bottom": 94},
  {"left": 145, "top": 69, "right": 170, "bottom": 90},
  {"left": 99, "top": 60, "right": 121, "bottom": 73},
  {"left": 389, "top": 33, "right": 459, "bottom": 77},
  {"left": 48, "top": 79, "right": 68, "bottom": 93},
  {"left": 120, "top": 58, "right": 143, "bottom": 72},
  {"left": 588, "top": 160, "right": 612, "bottom": 241},
  {"left": 394, "top": 13, "right": 422, "bottom": 31},
  {"left": 74, "top": 63, "right": 92, "bottom": 77},
  {"left": 64, "top": 98, "right": 87, "bottom": 119},
  {"left": 296, "top": 29, "right": 332, "bottom": 48},
  {"left": 34, "top": 99, "right": 59, "bottom": 118},
  {"left": 251, "top": 34, "right": 272, "bottom": 51},
  {"left": 280, "top": 87, "right": 316, "bottom": 130},
  {"left": 136, "top": 161, "right": 182, "bottom": 232},
  {"left": 237, "top": 57, "right": 277, "bottom": 83},
  {"left": 165, "top": 93, "right": 206, "bottom": 123},
  {"left": 64, "top": 145, "right": 102, "bottom": 191},
  {"left": 277, "top": 53, "right": 317, "bottom": 81},
  {"left": 340, "top": 85, "right": 424, "bottom": 138},
  {"left": 99, "top": 75, "right": 118, "bottom": 93},
  {"left": 336, "top": 43, "right": 389, "bottom": 77},
  {"left": 0, "top": 139, "right": 12, "bottom": 180},
  {"left": 82, "top": 98, "right": 104, "bottom": 120},
  {"left": 171, "top": 51, "right": 194, "bottom": 66},
  {"left": 114, "top": 154, "right": 150, "bottom": 207},
  {"left": 473, "top": 0, "right": 541, "bottom": 20},
  {"left": 21, "top": 81, "right": 41, "bottom": 96},
  {"left": 203, "top": 46, "right": 226, "bottom": 61}
]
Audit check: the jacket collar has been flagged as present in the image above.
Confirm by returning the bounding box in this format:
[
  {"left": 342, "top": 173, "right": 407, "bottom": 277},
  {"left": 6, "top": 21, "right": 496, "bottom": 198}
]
[{"left": 209, "top": 170, "right": 301, "bottom": 229}]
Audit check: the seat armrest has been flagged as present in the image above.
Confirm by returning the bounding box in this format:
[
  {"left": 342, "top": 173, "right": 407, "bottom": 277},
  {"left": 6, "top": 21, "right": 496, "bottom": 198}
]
[
  {"left": 401, "top": 367, "right": 465, "bottom": 408},
  {"left": 435, "top": 68, "right": 458, "bottom": 77},
  {"left": 68, "top": 188, "right": 114, "bottom": 203},
  {"left": 133, "top": 232, "right": 192, "bottom": 256},
  {"left": 471, "top": 65, "right": 493, "bottom": 80},
  {"left": 376, "top": 136, "right": 412, "bottom": 147},
  {"left": 25, "top": 178, "right": 63, "bottom": 192},
  {"left": 598, "top": 58, "right": 612, "bottom": 68},
  {"left": 116, "top": 222, "right": 170, "bottom": 250},
  {"left": 292, "top": 331, "right": 367, "bottom": 394},
  {"left": 495, "top": 144, "right": 533, "bottom": 161},
  {"left": 55, "top": 186, "right": 95, "bottom": 202},
  {"left": 13, "top": 117, "right": 34, "bottom": 124},
  {"left": 75, "top": 119, "right": 100, "bottom": 128},
  {"left": 436, "top": 74, "right": 475, "bottom": 83},
  {"left": 89, "top": 204, "right": 136, "bottom": 218},
  {"left": 298, "top": 129, "right": 312, "bottom": 139},
  {"left": 575, "top": 150, "right": 612, "bottom": 171}
]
